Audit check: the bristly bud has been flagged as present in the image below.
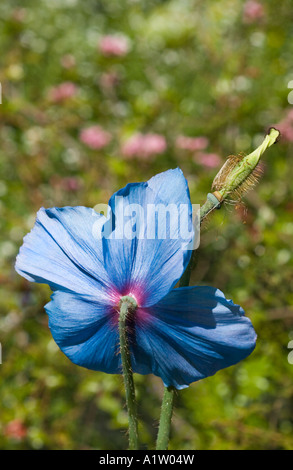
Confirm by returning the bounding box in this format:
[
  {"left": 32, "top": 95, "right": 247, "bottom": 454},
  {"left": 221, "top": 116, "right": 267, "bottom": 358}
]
[{"left": 212, "top": 128, "right": 280, "bottom": 202}]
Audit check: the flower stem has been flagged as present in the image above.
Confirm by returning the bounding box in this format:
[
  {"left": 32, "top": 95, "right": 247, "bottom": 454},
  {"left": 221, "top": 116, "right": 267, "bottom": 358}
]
[
  {"left": 119, "top": 296, "right": 139, "bottom": 450},
  {"left": 156, "top": 386, "right": 175, "bottom": 450}
]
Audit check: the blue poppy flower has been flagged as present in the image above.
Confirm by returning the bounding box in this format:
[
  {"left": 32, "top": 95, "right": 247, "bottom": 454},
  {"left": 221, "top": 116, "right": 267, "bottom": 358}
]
[{"left": 15, "top": 168, "right": 256, "bottom": 389}]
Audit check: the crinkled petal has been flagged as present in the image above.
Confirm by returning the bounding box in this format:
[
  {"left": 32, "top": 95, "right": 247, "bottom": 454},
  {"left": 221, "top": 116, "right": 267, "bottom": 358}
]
[
  {"left": 130, "top": 286, "right": 257, "bottom": 389},
  {"left": 45, "top": 291, "right": 121, "bottom": 373},
  {"left": 102, "top": 168, "right": 194, "bottom": 307},
  {"left": 15, "top": 206, "right": 115, "bottom": 302}
]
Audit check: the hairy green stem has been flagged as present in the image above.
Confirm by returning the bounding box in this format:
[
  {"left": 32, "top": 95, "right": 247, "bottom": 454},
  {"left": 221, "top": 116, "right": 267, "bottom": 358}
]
[
  {"left": 156, "top": 386, "right": 175, "bottom": 450},
  {"left": 119, "top": 296, "right": 139, "bottom": 450}
]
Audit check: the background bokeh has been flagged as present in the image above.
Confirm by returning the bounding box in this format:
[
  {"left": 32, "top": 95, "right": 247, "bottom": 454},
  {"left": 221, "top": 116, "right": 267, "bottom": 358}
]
[{"left": 1, "top": 0, "right": 293, "bottom": 450}]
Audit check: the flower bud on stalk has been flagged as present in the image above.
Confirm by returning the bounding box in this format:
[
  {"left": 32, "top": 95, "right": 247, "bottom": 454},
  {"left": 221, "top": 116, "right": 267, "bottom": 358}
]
[{"left": 200, "top": 127, "right": 280, "bottom": 222}]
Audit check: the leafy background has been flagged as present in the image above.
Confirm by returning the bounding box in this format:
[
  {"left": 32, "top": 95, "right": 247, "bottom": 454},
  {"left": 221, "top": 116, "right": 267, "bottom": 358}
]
[{"left": 0, "top": 0, "right": 293, "bottom": 450}]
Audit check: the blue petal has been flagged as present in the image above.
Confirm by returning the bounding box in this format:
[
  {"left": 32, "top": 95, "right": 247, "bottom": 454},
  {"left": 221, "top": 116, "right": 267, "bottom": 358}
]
[
  {"left": 15, "top": 207, "right": 114, "bottom": 301},
  {"left": 102, "top": 169, "right": 194, "bottom": 307},
  {"left": 45, "top": 291, "right": 120, "bottom": 373},
  {"left": 131, "top": 286, "right": 257, "bottom": 389}
]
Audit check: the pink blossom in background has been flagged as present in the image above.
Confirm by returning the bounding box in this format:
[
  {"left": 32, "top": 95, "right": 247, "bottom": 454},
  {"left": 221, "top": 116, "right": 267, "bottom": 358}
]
[
  {"left": 194, "top": 152, "right": 221, "bottom": 168},
  {"left": 99, "top": 35, "right": 129, "bottom": 57},
  {"left": 122, "top": 133, "right": 167, "bottom": 159},
  {"left": 48, "top": 82, "right": 77, "bottom": 102},
  {"left": 176, "top": 135, "right": 209, "bottom": 151},
  {"left": 275, "top": 110, "right": 293, "bottom": 142},
  {"left": 243, "top": 1, "right": 265, "bottom": 23},
  {"left": 80, "top": 126, "right": 112, "bottom": 150},
  {"left": 276, "top": 122, "right": 293, "bottom": 142},
  {"left": 142, "top": 134, "right": 167, "bottom": 157},
  {"left": 4, "top": 420, "right": 27, "bottom": 440},
  {"left": 122, "top": 134, "right": 144, "bottom": 158}
]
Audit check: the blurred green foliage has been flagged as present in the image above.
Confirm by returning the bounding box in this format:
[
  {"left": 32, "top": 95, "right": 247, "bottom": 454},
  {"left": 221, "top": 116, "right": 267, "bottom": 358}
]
[{"left": 0, "top": 0, "right": 293, "bottom": 450}]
